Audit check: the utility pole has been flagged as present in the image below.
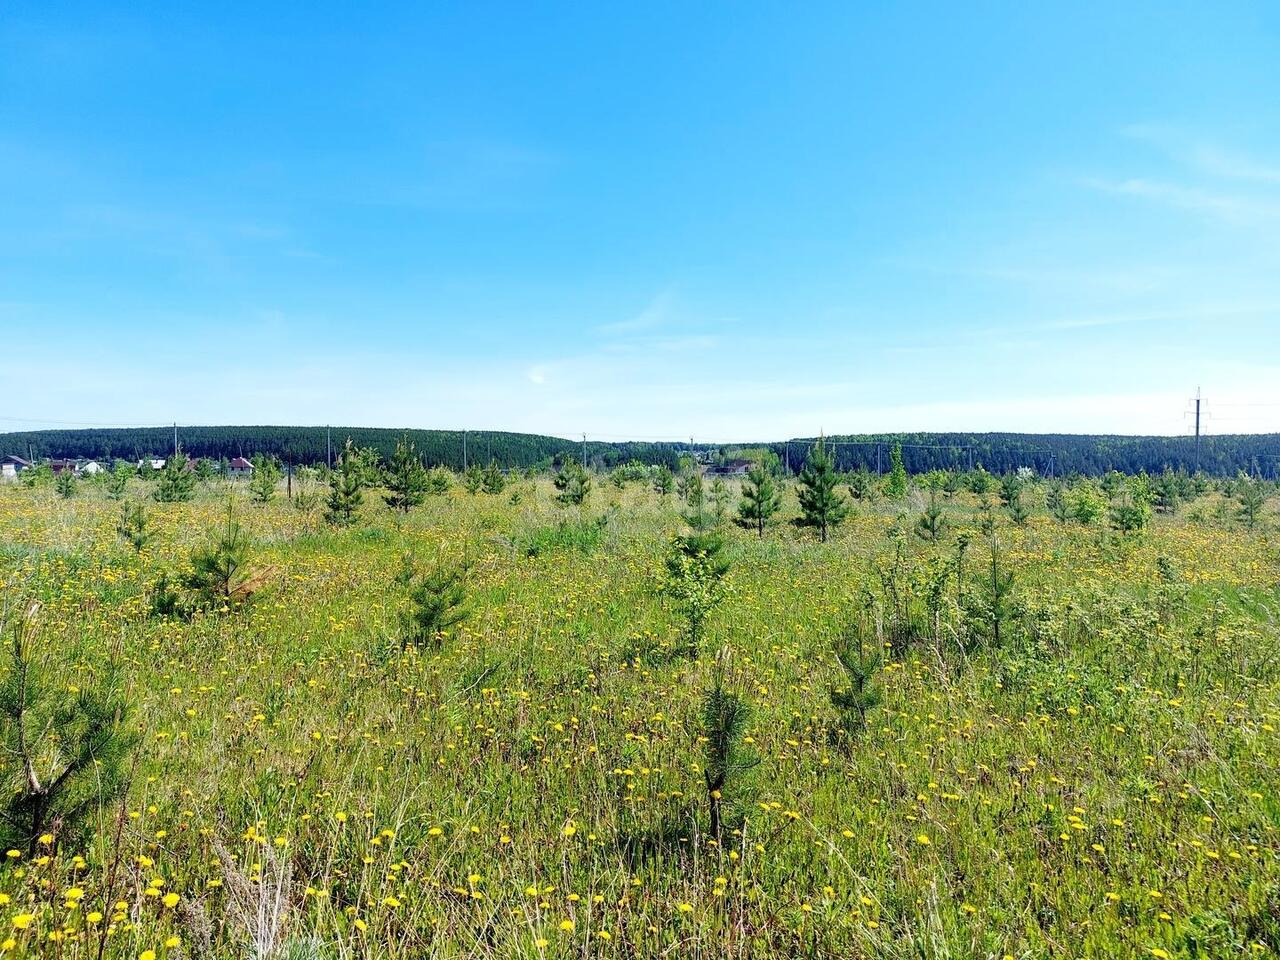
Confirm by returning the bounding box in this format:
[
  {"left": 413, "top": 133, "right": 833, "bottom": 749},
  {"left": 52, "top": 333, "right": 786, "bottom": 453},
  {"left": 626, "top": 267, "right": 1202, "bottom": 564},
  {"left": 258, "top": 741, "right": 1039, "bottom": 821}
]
[
  {"left": 1194, "top": 387, "right": 1202, "bottom": 474},
  {"left": 326, "top": 425, "right": 332, "bottom": 470},
  {"left": 462, "top": 430, "right": 468, "bottom": 471},
  {"left": 876, "top": 442, "right": 882, "bottom": 475},
  {"left": 582, "top": 433, "right": 587, "bottom": 468},
  {"left": 173, "top": 422, "right": 178, "bottom": 457}
]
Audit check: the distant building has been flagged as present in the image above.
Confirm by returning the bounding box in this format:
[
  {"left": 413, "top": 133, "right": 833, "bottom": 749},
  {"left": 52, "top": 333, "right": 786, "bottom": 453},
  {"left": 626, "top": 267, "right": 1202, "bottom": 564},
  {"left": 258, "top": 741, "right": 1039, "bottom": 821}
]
[
  {"left": 49, "top": 459, "right": 78, "bottom": 475},
  {"left": 138, "top": 458, "right": 167, "bottom": 471},
  {"left": 1, "top": 455, "right": 31, "bottom": 482},
  {"left": 704, "top": 458, "right": 754, "bottom": 477},
  {"left": 227, "top": 456, "right": 254, "bottom": 478},
  {"left": 80, "top": 461, "right": 104, "bottom": 475}
]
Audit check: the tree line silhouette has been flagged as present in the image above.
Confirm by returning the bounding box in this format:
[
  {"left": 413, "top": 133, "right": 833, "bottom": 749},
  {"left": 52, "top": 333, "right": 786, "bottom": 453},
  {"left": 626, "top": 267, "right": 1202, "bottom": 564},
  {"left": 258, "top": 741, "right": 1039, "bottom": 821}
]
[{"left": 2, "top": 425, "right": 1278, "bottom": 477}]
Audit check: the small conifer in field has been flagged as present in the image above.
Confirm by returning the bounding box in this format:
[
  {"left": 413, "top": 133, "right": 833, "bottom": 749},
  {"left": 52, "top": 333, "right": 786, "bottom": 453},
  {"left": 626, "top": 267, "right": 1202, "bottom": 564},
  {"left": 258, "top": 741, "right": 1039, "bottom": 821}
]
[
  {"left": 797, "top": 437, "right": 848, "bottom": 542},
  {"left": 116, "top": 501, "right": 150, "bottom": 552},
  {"left": 0, "top": 599, "right": 138, "bottom": 854},
  {"left": 700, "top": 666, "right": 756, "bottom": 841},
  {"left": 153, "top": 448, "right": 196, "bottom": 503},
  {"left": 325, "top": 440, "right": 365, "bottom": 526},
  {"left": 383, "top": 439, "right": 429, "bottom": 514},
  {"left": 737, "top": 463, "right": 782, "bottom": 536},
  {"left": 554, "top": 457, "right": 591, "bottom": 507}
]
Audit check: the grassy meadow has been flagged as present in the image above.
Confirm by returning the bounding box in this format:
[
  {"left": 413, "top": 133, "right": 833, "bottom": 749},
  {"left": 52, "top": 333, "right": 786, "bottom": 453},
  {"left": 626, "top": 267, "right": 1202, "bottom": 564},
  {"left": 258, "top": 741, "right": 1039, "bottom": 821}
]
[{"left": 0, "top": 473, "right": 1277, "bottom": 959}]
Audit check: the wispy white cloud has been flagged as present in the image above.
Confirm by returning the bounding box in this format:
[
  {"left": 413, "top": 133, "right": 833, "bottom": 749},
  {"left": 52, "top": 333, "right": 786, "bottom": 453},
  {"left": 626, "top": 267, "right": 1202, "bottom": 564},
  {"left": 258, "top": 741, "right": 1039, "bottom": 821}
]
[
  {"left": 1040, "top": 299, "right": 1280, "bottom": 331},
  {"left": 1121, "top": 124, "right": 1280, "bottom": 185},
  {"left": 1081, "top": 176, "right": 1280, "bottom": 225},
  {"left": 595, "top": 289, "right": 675, "bottom": 335},
  {"left": 1188, "top": 145, "right": 1280, "bottom": 185}
]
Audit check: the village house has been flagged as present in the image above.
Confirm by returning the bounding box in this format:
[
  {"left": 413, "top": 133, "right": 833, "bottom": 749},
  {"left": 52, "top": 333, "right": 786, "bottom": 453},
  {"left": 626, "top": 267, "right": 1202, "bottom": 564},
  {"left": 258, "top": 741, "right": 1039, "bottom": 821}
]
[
  {"left": 703, "top": 458, "right": 754, "bottom": 477},
  {"left": 1, "top": 455, "right": 31, "bottom": 481},
  {"left": 227, "top": 456, "right": 254, "bottom": 478}
]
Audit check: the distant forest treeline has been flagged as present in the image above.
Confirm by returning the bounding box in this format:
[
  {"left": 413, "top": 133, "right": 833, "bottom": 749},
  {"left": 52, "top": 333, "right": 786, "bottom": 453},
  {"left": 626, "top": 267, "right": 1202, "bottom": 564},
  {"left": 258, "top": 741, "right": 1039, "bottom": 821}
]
[
  {"left": 776, "top": 432, "right": 1280, "bottom": 478},
  {"left": 0, "top": 426, "right": 683, "bottom": 471},
  {"left": 2, "top": 426, "right": 1279, "bottom": 477}
]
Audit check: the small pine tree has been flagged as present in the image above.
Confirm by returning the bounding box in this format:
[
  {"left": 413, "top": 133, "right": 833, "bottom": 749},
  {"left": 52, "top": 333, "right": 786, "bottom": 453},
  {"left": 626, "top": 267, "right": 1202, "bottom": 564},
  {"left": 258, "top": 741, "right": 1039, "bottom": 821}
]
[
  {"left": 1045, "top": 482, "right": 1069, "bottom": 523},
  {"left": 153, "top": 449, "right": 196, "bottom": 503},
  {"left": 325, "top": 440, "right": 365, "bottom": 527},
  {"left": 106, "top": 462, "right": 131, "bottom": 501},
  {"left": 1007, "top": 491, "right": 1031, "bottom": 527},
  {"left": 1237, "top": 475, "right": 1266, "bottom": 529},
  {"left": 184, "top": 504, "right": 253, "bottom": 607},
  {"left": 965, "top": 521, "right": 1014, "bottom": 650},
  {"left": 796, "top": 438, "right": 849, "bottom": 542},
  {"left": 999, "top": 472, "right": 1022, "bottom": 508},
  {"left": 884, "top": 442, "right": 908, "bottom": 500},
  {"left": 1101, "top": 470, "right": 1126, "bottom": 499},
  {"left": 399, "top": 555, "right": 470, "bottom": 649},
  {"left": 248, "top": 455, "right": 282, "bottom": 504},
  {"left": 709, "top": 478, "right": 731, "bottom": 523},
  {"left": 1152, "top": 469, "right": 1181, "bottom": 516},
  {"left": 116, "top": 502, "right": 150, "bottom": 552},
  {"left": 700, "top": 668, "right": 756, "bottom": 841},
  {"left": 382, "top": 439, "right": 429, "bottom": 514},
  {"left": 1066, "top": 481, "right": 1107, "bottom": 525},
  {"left": 652, "top": 465, "right": 675, "bottom": 497},
  {"left": 193, "top": 458, "right": 217, "bottom": 484},
  {"left": 426, "top": 467, "right": 452, "bottom": 495},
  {"left": 967, "top": 465, "right": 995, "bottom": 495},
  {"left": 21, "top": 464, "right": 53, "bottom": 489},
  {"left": 0, "top": 600, "right": 138, "bottom": 853},
  {"left": 461, "top": 464, "right": 483, "bottom": 494},
  {"left": 914, "top": 488, "right": 948, "bottom": 542},
  {"left": 829, "top": 621, "right": 882, "bottom": 748},
  {"left": 736, "top": 464, "right": 782, "bottom": 536},
  {"left": 1109, "top": 475, "right": 1152, "bottom": 534},
  {"left": 663, "top": 531, "right": 730, "bottom": 658},
  {"left": 554, "top": 457, "right": 591, "bottom": 507},
  {"left": 54, "top": 471, "right": 77, "bottom": 499},
  {"left": 678, "top": 471, "right": 704, "bottom": 511},
  {"left": 292, "top": 465, "right": 322, "bottom": 512},
  {"left": 847, "top": 467, "right": 874, "bottom": 502},
  {"left": 481, "top": 461, "right": 505, "bottom": 495},
  {"left": 350, "top": 446, "right": 384, "bottom": 488}
]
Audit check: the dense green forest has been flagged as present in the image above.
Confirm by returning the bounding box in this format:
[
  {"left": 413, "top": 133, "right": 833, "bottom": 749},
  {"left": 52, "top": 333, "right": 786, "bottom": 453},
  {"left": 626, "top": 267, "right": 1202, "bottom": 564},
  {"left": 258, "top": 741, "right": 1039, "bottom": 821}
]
[
  {"left": 0, "top": 426, "right": 683, "bottom": 471},
  {"left": 3, "top": 425, "right": 1279, "bottom": 476},
  {"left": 775, "top": 431, "right": 1280, "bottom": 477}
]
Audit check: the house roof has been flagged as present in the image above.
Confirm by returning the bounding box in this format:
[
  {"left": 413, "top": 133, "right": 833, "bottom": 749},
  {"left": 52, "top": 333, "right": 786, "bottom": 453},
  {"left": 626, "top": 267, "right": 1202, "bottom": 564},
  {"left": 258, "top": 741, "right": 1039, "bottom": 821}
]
[
  {"left": 228, "top": 457, "right": 253, "bottom": 469},
  {"left": 2, "top": 455, "right": 31, "bottom": 467},
  {"left": 706, "top": 458, "right": 754, "bottom": 473}
]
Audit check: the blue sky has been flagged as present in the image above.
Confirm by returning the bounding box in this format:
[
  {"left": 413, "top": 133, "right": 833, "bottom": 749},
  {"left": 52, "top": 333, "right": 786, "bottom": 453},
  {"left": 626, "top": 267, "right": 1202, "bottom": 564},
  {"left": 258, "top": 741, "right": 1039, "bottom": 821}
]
[{"left": 3, "top": 2, "right": 1280, "bottom": 440}]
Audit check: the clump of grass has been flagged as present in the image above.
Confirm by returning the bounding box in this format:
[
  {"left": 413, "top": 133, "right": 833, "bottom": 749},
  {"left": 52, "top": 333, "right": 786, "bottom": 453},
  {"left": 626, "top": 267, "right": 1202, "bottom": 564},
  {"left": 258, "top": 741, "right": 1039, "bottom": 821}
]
[{"left": 518, "top": 514, "right": 610, "bottom": 557}]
